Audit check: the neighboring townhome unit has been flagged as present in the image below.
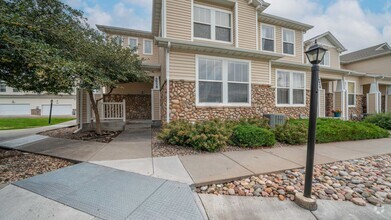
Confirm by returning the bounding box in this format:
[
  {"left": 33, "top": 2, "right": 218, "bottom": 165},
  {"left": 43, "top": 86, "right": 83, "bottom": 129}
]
[
  {"left": 76, "top": 0, "right": 391, "bottom": 129},
  {"left": 0, "top": 81, "right": 76, "bottom": 116},
  {"left": 341, "top": 42, "right": 391, "bottom": 114}
]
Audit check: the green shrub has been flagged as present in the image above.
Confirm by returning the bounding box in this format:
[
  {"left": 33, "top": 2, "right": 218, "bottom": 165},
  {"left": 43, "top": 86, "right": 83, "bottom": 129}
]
[
  {"left": 274, "top": 121, "right": 308, "bottom": 145},
  {"left": 232, "top": 124, "right": 275, "bottom": 147},
  {"left": 158, "top": 119, "right": 230, "bottom": 152},
  {"left": 284, "top": 118, "right": 389, "bottom": 144},
  {"left": 363, "top": 113, "right": 391, "bottom": 130}
]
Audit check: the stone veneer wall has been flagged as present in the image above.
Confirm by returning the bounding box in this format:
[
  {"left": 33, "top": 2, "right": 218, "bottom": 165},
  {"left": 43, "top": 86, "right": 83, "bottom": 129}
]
[
  {"left": 381, "top": 95, "right": 386, "bottom": 113},
  {"left": 104, "top": 94, "right": 151, "bottom": 120},
  {"left": 325, "top": 93, "right": 333, "bottom": 117},
  {"left": 160, "top": 83, "right": 167, "bottom": 122},
  {"left": 166, "top": 80, "right": 310, "bottom": 122},
  {"left": 348, "top": 95, "right": 364, "bottom": 117}
]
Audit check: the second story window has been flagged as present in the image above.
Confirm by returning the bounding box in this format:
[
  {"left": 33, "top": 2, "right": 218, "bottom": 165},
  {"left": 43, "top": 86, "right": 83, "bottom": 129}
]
[
  {"left": 282, "top": 29, "right": 295, "bottom": 55},
  {"left": 320, "top": 51, "right": 330, "bottom": 66},
  {"left": 143, "top": 39, "right": 153, "bottom": 55},
  {"left": 194, "top": 5, "right": 231, "bottom": 43},
  {"left": 0, "top": 81, "right": 6, "bottom": 92},
  {"left": 113, "top": 35, "right": 123, "bottom": 46},
  {"left": 128, "top": 37, "right": 138, "bottom": 52},
  {"left": 261, "top": 24, "right": 275, "bottom": 52}
]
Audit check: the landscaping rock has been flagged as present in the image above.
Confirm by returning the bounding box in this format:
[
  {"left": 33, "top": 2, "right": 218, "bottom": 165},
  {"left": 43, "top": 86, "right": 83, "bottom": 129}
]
[
  {"left": 367, "top": 196, "right": 383, "bottom": 206},
  {"left": 352, "top": 198, "right": 366, "bottom": 206}
]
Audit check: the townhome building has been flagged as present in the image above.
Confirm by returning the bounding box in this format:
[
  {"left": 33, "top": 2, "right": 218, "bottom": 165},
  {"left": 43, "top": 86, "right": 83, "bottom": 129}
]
[
  {"left": 0, "top": 81, "right": 76, "bottom": 116},
  {"left": 76, "top": 0, "right": 391, "bottom": 129}
]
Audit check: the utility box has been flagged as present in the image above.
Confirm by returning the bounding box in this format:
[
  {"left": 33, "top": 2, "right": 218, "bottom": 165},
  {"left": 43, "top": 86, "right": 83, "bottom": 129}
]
[{"left": 264, "top": 114, "right": 286, "bottom": 128}]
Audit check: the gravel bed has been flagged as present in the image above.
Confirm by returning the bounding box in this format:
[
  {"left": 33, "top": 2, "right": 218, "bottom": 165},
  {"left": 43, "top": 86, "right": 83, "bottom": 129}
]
[
  {"left": 196, "top": 154, "right": 391, "bottom": 207},
  {"left": 0, "top": 149, "right": 74, "bottom": 184},
  {"left": 152, "top": 128, "right": 289, "bottom": 157},
  {"left": 40, "top": 126, "right": 122, "bottom": 143}
]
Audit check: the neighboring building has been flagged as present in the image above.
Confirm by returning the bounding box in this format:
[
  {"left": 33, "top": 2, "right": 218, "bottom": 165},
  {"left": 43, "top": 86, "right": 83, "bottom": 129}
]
[
  {"left": 76, "top": 0, "right": 391, "bottom": 129},
  {"left": 341, "top": 43, "right": 391, "bottom": 113},
  {"left": 0, "top": 81, "right": 76, "bottom": 116}
]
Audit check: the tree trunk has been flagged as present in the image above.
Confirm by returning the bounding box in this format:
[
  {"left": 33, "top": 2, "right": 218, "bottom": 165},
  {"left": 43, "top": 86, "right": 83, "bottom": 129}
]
[{"left": 87, "top": 90, "right": 102, "bottom": 135}]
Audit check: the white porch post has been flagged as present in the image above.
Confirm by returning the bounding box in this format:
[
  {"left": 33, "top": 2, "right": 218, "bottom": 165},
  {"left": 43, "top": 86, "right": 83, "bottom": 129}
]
[
  {"left": 334, "top": 79, "right": 347, "bottom": 120},
  {"left": 367, "top": 82, "right": 381, "bottom": 114},
  {"left": 123, "top": 99, "right": 126, "bottom": 122}
]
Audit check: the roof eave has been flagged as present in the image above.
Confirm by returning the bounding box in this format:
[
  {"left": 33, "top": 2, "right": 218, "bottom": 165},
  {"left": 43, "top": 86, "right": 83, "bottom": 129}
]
[
  {"left": 155, "top": 37, "right": 283, "bottom": 60},
  {"left": 96, "top": 25, "right": 154, "bottom": 38},
  {"left": 341, "top": 51, "right": 391, "bottom": 64},
  {"left": 258, "top": 13, "right": 313, "bottom": 32}
]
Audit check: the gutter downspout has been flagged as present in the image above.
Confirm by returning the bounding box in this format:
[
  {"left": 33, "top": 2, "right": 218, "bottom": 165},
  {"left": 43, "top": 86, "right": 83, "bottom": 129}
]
[{"left": 166, "top": 42, "right": 171, "bottom": 123}]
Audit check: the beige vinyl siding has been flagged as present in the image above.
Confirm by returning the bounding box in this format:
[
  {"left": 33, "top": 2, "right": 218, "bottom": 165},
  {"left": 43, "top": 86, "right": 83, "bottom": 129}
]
[
  {"left": 367, "top": 93, "right": 376, "bottom": 114},
  {"left": 170, "top": 51, "right": 196, "bottom": 81},
  {"left": 122, "top": 36, "right": 159, "bottom": 64},
  {"left": 342, "top": 55, "right": 391, "bottom": 76},
  {"left": 329, "top": 48, "right": 340, "bottom": 69},
  {"left": 170, "top": 50, "right": 270, "bottom": 84},
  {"left": 360, "top": 76, "right": 377, "bottom": 85},
  {"left": 152, "top": 90, "right": 160, "bottom": 120},
  {"left": 237, "top": 0, "right": 256, "bottom": 50},
  {"left": 159, "top": 47, "right": 167, "bottom": 86},
  {"left": 319, "top": 71, "right": 342, "bottom": 80},
  {"left": 251, "top": 60, "right": 270, "bottom": 84},
  {"left": 387, "top": 95, "right": 391, "bottom": 112},
  {"left": 166, "top": 0, "right": 191, "bottom": 40}
]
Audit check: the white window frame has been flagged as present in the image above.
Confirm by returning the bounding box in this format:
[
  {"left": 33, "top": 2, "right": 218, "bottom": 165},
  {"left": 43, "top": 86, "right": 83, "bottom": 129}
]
[
  {"left": 347, "top": 81, "right": 356, "bottom": 107},
  {"left": 260, "top": 24, "right": 276, "bottom": 52},
  {"left": 113, "top": 35, "right": 123, "bottom": 46},
  {"left": 275, "top": 69, "right": 306, "bottom": 107},
  {"left": 195, "top": 55, "right": 251, "bottom": 107},
  {"left": 128, "top": 37, "right": 138, "bottom": 53},
  {"left": 320, "top": 51, "right": 330, "bottom": 67},
  {"left": 193, "top": 4, "right": 233, "bottom": 44},
  {"left": 143, "top": 39, "right": 153, "bottom": 55},
  {"left": 282, "top": 28, "right": 295, "bottom": 56}
]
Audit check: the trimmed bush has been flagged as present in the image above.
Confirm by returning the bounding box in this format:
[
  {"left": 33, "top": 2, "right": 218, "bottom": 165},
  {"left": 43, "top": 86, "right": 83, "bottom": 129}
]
[
  {"left": 274, "top": 122, "right": 308, "bottom": 145},
  {"left": 284, "top": 119, "right": 389, "bottom": 144},
  {"left": 158, "top": 119, "right": 230, "bottom": 152},
  {"left": 363, "top": 113, "right": 391, "bottom": 130},
  {"left": 232, "top": 124, "right": 276, "bottom": 147}
]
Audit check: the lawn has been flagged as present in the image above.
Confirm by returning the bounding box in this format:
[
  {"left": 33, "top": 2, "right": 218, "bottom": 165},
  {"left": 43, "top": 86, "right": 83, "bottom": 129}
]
[{"left": 0, "top": 117, "right": 75, "bottom": 130}]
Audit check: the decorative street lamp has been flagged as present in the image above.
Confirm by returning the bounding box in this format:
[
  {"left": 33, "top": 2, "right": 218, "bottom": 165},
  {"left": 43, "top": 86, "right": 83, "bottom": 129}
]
[{"left": 295, "top": 40, "right": 327, "bottom": 211}]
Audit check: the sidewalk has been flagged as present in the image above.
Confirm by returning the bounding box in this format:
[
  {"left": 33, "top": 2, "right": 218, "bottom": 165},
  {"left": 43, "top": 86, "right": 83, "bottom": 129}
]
[
  {"left": 200, "top": 194, "right": 391, "bottom": 220},
  {"left": 179, "top": 138, "right": 391, "bottom": 185}
]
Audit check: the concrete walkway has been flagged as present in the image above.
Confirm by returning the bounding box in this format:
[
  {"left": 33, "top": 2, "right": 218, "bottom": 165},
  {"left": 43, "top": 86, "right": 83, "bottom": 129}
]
[
  {"left": 179, "top": 138, "right": 391, "bottom": 185},
  {"left": 199, "top": 194, "right": 391, "bottom": 220}
]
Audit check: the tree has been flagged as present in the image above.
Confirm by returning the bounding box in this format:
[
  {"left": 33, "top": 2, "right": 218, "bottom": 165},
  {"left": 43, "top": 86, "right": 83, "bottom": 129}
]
[{"left": 0, "top": 0, "right": 147, "bottom": 134}]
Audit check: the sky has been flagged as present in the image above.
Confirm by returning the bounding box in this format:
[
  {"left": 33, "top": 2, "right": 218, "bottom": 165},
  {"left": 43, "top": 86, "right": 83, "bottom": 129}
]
[{"left": 64, "top": 0, "right": 391, "bottom": 53}]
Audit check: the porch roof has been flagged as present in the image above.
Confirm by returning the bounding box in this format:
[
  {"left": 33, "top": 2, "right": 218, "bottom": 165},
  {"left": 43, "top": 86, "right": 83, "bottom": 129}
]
[
  {"left": 155, "top": 37, "right": 283, "bottom": 60},
  {"left": 271, "top": 60, "right": 367, "bottom": 77}
]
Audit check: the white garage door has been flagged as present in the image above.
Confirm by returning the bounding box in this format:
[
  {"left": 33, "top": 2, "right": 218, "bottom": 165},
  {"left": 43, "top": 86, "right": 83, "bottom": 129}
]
[
  {"left": 42, "top": 104, "right": 73, "bottom": 116},
  {"left": 0, "top": 104, "right": 31, "bottom": 116}
]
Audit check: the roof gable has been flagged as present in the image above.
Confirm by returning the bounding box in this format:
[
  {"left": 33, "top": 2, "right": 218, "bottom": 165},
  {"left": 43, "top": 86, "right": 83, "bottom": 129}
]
[
  {"left": 305, "top": 31, "right": 347, "bottom": 52},
  {"left": 341, "top": 42, "right": 391, "bottom": 64}
]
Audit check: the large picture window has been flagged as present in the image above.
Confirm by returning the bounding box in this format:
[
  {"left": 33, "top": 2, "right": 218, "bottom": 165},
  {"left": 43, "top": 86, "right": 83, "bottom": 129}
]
[
  {"left": 194, "top": 5, "right": 231, "bottom": 43},
  {"left": 347, "top": 82, "right": 356, "bottom": 106},
  {"left": 197, "top": 57, "right": 250, "bottom": 106},
  {"left": 282, "top": 29, "right": 295, "bottom": 55},
  {"left": 276, "top": 70, "right": 305, "bottom": 106},
  {"left": 261, "top": 24, "right": 275, "bottom": 52}
]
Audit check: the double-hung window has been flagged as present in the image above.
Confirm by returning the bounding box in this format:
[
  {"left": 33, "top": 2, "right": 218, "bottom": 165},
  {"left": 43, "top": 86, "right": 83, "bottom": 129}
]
[
  {"left": 113, "top": 35, "right": 123, "bottom": 46},
  {"left": 261, "top": 24, "right": 275, "bottom": 52},
  {"left": 194, "top": 5, "right": 231, "bottom": 43},
  {"left": 143, "top": 39, "right": 153, "bottom": 55},
  {"left": 276, "top": 70, "right": 305, "bottom": 106},
  {"left": 197, "top": 57, "right": 250, "bottom": 106},
  {"left": 347, "top": 82, "right": 356, "bottom": 106},
  {"left": 320, "top": 51, "right": 330, "bottom": 66},
  {"left": 0, "top": 81, "right": 6, "bottom": 92},
  {"left": 282, "top": 29, "right": 295, "bottom": 55},
  {"left": 128, "top": 37, "right": 138, "bottom": 53}
]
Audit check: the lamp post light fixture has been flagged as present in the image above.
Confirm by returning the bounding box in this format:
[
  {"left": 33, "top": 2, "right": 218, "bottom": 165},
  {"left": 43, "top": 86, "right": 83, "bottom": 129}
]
[{"left": 295, "top": 40, "right": 327, "bottom": 211}]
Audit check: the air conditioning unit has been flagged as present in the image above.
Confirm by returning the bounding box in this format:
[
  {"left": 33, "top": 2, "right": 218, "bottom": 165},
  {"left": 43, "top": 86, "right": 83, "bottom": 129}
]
[{"left": 264, "top": 114, "right": 286, "bottom": 128}]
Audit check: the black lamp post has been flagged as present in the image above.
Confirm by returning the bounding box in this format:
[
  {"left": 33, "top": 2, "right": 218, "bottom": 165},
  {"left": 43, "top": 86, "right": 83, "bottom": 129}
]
[{"left": 303, "top": 40, "right": 327, "bottom": 198}]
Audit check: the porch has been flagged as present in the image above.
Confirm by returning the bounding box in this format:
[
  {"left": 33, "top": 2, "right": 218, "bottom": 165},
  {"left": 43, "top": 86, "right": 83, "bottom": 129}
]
[{"left": 362, "top": 81, "right": 391, "bottom": 114}]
